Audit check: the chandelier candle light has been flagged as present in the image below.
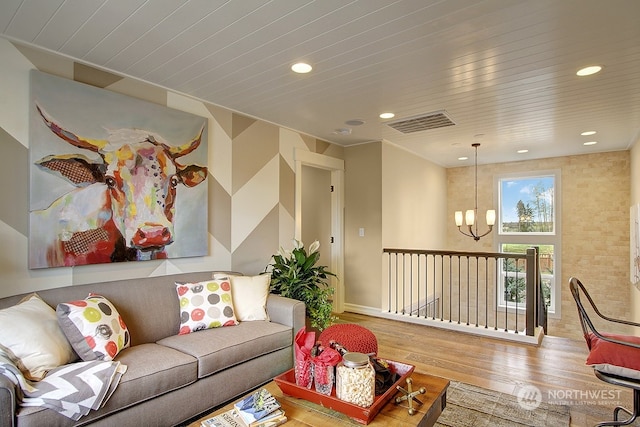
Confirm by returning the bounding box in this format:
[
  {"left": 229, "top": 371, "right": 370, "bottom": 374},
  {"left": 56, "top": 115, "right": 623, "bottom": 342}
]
[{"left": 455, "top": 143, "right": 496, "bottom": 241}]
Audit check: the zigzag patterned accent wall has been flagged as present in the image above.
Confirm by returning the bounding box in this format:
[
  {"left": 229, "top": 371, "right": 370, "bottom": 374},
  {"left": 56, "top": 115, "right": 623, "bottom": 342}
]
[{"left": 0, "top": 39, "right": 343, "bottom": 297}]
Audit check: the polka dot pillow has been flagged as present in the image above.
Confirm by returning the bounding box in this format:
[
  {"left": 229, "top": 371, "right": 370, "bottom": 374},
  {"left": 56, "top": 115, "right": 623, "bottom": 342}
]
[
  {"left": 56, "top": 294, "right": 130, "bottom": 361},
  {"left": 176, "top": 279, "right": 238, "bottom": 335}
]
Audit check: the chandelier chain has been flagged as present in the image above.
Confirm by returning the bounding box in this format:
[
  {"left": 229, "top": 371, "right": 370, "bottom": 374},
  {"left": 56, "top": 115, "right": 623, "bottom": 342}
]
[{"left": 454, "top": 142, "right": 494, "bottom": 241}]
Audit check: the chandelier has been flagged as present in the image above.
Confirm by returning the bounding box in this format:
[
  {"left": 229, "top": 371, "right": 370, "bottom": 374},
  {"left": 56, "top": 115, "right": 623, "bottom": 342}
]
[{"left": 454, "top": 143, "right": 496, "bottom": 241}]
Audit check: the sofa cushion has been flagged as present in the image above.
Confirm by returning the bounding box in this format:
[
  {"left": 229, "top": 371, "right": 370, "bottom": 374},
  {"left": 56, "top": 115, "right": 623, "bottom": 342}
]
[
  {"left": 157, "top": 321, "right": 292, "bottom": 379},
  {"left": 57, "top": 294, "right": 130, "bottom": 361},
  {"left": 176, "top": 280, "right": 238, "bottom": 335},
  {"left": 96, "top": 343, "right": 197, "bottom": 415},
  {"left": 228, "top": 274, "right": 270, "bottom": 322},
  {"left": 0, "top": 294, "right": 77, "bottom": 381}
]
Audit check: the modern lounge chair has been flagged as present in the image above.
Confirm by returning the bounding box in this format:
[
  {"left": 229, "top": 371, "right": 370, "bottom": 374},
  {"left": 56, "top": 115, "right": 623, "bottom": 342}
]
[{"left": 569, "top": 276, "right": 640, "bottom": 426}]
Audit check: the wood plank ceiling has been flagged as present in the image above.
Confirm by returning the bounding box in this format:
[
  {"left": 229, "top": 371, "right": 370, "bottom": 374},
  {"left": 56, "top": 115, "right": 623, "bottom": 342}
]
[{"left": 1, "top": 0, "right": 639, "bottom": 167}]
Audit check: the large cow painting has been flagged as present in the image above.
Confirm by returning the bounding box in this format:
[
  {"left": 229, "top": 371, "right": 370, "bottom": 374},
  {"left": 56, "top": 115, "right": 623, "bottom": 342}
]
[{"left": 29, "top": 71, "right": 208, "bottom": 269}]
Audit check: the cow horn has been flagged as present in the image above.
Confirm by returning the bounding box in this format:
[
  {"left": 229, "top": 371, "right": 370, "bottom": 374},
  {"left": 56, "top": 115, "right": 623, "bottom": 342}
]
[
  {"left": 166, "top": 125, "right": 205, "bottom": 158},
  {"left": 36, "top": 104, "right": 108, "bottom": 152}
]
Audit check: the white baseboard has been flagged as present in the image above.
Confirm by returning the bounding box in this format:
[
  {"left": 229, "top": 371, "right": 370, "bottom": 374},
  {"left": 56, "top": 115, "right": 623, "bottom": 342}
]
[{"left": 340, "top": 303, "right": 381, "bottom": 317}]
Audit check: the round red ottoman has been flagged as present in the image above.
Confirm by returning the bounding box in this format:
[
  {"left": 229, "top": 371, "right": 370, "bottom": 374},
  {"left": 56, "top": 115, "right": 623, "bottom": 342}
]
[{"left": 319, "top": 323, "right": 378, "bottom": 355}]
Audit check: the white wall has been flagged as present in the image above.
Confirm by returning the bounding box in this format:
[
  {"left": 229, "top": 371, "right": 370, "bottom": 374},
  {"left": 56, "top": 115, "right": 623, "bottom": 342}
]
[
  {"left": 380, "top": 142, "right": 448, "bottom": 313},
  {"left": 343, "top": 141, "right": 448, "bottom": 313},
  {"left": 381, "top": 142, "right": 447, "bottom": 249},
  {"left": 344, "top": 143, "right": 383, "bottom": 310}
]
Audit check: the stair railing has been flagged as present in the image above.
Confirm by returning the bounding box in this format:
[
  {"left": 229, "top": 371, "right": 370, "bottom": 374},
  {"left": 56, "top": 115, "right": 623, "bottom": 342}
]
[{"left": 382, "top": 247, "right": 544, "bottom": 340}]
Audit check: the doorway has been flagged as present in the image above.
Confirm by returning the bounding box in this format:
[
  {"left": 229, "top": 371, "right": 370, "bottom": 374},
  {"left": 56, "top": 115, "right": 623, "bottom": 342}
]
[{"left": 294, "top": 150, "right": 344, "bottom": 313}]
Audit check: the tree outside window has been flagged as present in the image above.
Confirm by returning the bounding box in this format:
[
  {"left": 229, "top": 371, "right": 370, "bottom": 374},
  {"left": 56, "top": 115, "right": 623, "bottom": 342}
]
[{"left": 501, "top": 176, "right": 554, "bottom": 233}]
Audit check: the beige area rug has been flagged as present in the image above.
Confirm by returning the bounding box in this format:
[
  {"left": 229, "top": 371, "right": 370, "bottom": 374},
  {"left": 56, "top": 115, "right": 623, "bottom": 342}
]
[{"left": 435, "top": 381, "right": 570, "bottom": 427}]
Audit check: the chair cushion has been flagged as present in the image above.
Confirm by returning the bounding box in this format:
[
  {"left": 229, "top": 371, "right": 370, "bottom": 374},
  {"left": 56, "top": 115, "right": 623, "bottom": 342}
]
[
  {"left": 587, "top": 333, "right": 640, "bottom": 379},
  {"left": 593, "top": 363, "right": 640, "bottom": 381}
]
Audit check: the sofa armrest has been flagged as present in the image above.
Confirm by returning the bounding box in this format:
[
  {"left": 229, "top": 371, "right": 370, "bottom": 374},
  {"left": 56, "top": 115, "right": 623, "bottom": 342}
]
[
  {"left": 0, "top": 374, "right": 16, "bottom": 427},
  {"left": 266, "top": 294, "right": 305, "bottom": 336}
]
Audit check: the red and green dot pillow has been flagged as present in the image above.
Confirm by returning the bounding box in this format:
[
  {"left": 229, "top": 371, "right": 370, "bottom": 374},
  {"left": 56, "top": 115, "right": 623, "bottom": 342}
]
[
  {"left": 176, "top": 279, "right": 238, "bottom": 335},
  {"left": 56, "top": 294, "right": 130, "bottom": 361}
]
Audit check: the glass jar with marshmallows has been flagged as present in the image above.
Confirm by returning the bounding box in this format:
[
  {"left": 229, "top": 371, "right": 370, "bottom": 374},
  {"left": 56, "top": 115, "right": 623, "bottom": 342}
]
[{"left": 335, "top": 352, "right": 375, "bottom": 407}]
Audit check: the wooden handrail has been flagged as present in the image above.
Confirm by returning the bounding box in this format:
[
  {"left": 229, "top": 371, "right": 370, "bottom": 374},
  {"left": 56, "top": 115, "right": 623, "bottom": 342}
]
[{"left": 383, "top": 248, "right": 527, "bottom": 259}]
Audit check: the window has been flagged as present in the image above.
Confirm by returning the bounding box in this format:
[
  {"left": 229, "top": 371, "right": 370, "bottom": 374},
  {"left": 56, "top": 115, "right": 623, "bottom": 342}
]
[
  {"left": 496, "top": 171, "right": 561, "bottom": 315},
  {"left": 499, "top": 175, "right": 554, "bottom": 234},
  {"left": 500, "top": 243, "right": 554, "bottom": 310}
]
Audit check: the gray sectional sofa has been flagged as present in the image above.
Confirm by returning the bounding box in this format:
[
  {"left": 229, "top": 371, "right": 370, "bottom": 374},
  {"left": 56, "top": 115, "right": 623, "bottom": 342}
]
[{"left": 0, "top": 271, "right": 305, "bottom": 427}]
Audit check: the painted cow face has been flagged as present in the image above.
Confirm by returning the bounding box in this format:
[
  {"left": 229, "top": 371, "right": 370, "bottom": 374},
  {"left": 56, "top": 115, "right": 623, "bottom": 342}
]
[{"left": 35, "top": 105, "right": 207, "bottom": 258}]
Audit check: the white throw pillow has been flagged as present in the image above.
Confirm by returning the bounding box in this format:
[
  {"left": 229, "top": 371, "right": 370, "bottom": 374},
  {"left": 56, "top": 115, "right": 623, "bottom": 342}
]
[
  {"left": 228, "top": 274, "right": 271, "bottom": 322},
  {"left": 0, "top": 294, "right": 77, "bottom": 380}
]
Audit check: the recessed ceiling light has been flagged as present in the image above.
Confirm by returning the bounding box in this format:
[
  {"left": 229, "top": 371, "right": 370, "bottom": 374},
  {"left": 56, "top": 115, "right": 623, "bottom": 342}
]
[
  {"left": 458, "top": 156, "right": 468, "bottom": 161},
  {"left": 517, "top": 149, "right": 529, "bottom": 154},
  {"left": 576, "top": 65, "right": 602, "bottom": 76},
  {"left": 379, "top": 112, "right": 395, "bottom": 119},
  {"left": 583, "top": 141, "right": 598, "bottom": 146},
  {"left": 581, "top": 130, "right": 597, "bottom": 136},
  {"left": 345, "top": 119, "right": 365, "bottom": 126},
  {"left": 291, "top": 62, "right": 312, "bottom": 73}
]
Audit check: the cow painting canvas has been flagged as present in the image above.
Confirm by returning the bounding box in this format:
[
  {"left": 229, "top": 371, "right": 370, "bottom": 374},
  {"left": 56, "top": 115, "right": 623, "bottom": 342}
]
[{"left": 29, "top": 71, "right": 208, "bottom": 269}]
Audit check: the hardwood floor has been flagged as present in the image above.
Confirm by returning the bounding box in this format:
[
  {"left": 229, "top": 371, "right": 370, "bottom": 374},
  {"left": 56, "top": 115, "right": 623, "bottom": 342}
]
[{"left": 336, "top": 311, "right": 639, "bottom": 426}]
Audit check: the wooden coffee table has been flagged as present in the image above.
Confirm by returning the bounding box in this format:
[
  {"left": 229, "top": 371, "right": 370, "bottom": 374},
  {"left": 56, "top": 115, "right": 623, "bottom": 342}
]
[{"left": 191, "top": 371, "right": 449, "bottom": 426}]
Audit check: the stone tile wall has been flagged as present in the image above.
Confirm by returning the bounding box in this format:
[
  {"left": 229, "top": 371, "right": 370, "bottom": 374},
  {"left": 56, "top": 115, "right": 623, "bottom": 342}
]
[{"left": 447, "top": 151, "right": 630, "bottom": 340}]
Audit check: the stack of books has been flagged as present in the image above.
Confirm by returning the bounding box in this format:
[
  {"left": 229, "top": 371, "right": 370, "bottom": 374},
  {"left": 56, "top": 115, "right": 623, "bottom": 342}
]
[{"left": 201, "top": 388, "right": 287, "bottom": 427}]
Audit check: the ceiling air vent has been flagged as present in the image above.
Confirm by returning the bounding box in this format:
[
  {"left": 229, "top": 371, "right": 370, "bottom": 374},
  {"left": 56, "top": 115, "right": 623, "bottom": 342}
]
[{"left": 385, "top": 110, "right": 455, "bottom": 134}]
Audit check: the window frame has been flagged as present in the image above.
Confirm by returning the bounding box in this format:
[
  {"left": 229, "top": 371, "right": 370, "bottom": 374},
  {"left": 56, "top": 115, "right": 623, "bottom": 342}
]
[
  {"left": 498, "top": 173, "right": 556, "bottom": 236},
  {"left": 494, "top": 170, "right": 562, "bottom": 317}
]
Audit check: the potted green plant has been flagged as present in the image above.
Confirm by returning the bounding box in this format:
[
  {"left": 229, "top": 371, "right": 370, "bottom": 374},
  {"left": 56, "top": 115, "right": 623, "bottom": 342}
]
[{"left": 267, "top": 240, "right": 336, "bottom": 331}]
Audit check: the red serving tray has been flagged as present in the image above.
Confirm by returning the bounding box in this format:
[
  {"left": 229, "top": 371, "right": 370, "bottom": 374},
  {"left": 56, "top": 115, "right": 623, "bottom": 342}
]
[{"left": 273, "top": 359, "right": 415, "bottom": 425}]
